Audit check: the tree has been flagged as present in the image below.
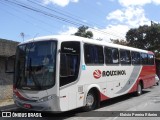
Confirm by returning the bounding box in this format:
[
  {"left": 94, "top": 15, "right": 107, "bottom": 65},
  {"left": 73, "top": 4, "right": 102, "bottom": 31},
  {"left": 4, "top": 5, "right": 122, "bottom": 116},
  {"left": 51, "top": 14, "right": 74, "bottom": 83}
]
[
  {"left": 126, "top": 24, "right": 160, "bottom": 57},
  {"left": 126, "top": 25, "right": 149, "bottom": 49},
  {"left": 110, "top": 39, "right": 128, "bottom": 46},
  {"left": 74, "top": 25, "right": 93, "bottom": 38}
]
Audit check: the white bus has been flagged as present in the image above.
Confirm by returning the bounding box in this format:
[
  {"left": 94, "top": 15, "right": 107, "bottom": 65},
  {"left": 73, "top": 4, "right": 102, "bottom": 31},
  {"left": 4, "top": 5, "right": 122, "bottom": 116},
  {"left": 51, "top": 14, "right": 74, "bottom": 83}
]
[{"left": 13, "top": 35, "right": 156, "bottom": 112}]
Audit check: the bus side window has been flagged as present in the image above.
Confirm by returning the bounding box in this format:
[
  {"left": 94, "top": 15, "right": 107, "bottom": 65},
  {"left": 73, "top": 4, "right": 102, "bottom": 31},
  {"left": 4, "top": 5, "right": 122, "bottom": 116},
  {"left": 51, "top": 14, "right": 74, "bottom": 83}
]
[
  {"left": 84, "top": 44, "right": 104, "bottom": 65},
  {"left": 104, "top": 47, "right": 119, "bottom": 64},
  {"left": 120, "top": 49, "right": 131, "bottom": 65},
  {"left": 131, "top": 51, "right": 141, "bottom": 65},
  {"left": 148, "top": 54, "right": 154, "bottom": 65},
  {"left": 141, "top": 53, "right": 148, "bottom": 65}
]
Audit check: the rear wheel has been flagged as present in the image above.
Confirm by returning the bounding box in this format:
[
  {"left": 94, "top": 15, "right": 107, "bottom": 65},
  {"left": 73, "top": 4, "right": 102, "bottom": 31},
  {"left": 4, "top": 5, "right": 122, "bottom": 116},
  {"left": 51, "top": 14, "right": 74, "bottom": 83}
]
[
  {"left": 157, "top": 81, "right": 159, "bottom": 86},
  {"left": 137, "top": 82, "right": 142, "bottom": 96},
  {"left": 83, "top": 91, "right": 98, "bottom": 111}
]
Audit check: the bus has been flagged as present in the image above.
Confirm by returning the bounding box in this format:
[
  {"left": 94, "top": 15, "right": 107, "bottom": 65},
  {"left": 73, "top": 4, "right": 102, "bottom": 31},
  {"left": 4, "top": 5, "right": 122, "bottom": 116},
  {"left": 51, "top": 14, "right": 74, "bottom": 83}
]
[{"left": 13, "top": 35, "right": 156, "bottom": 112}]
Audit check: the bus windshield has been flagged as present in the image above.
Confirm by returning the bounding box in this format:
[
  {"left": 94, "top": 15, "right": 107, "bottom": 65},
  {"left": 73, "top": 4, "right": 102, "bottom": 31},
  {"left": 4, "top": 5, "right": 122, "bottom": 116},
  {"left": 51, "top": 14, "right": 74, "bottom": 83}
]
[{"left": 15, "top": 41, "right": 57, "bottom": 90}]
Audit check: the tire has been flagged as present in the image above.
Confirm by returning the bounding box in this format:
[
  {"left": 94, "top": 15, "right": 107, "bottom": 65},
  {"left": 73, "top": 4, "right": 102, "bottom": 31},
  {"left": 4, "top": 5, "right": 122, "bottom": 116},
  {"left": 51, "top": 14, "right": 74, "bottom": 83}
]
[
  {"left": 157, "top": 81, "right": 159, "bottom": 86},
  {"left": 137, "top": 82, "right": 142, "bottom": 96},
  {"left": 83, "top": 91, "right": 98, "bottom": 111}
]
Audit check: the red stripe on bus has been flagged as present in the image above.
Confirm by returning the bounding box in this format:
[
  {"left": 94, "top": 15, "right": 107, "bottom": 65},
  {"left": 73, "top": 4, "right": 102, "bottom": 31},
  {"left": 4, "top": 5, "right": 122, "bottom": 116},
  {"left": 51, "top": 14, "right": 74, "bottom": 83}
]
[
  {"left": 100, "top": 92, "right": 109, "bottom": 101},
  {"left": 128, "top": 65, "right": 156, "bottom": 93},
  {"left": 13, "top": 85, "right": 30, "bottom": 101}
]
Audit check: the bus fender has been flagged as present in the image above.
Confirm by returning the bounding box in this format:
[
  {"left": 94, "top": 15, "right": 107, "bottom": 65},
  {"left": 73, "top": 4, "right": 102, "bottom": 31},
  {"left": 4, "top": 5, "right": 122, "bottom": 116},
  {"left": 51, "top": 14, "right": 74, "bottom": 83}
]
[{"left": 83, "top": 84, "right": 101, "bottom": 106}]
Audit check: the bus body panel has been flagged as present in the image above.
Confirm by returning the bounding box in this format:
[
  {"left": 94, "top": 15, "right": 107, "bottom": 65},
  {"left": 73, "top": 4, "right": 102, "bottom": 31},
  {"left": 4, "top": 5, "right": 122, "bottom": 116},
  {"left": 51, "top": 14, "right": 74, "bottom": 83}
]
[
  {"left": 13, "top": 35, "right": 156, "bottom": 112},
  {"left": 140, "top": 66, "right": 156, "bottom": 89},
  {"left": 79, "top": 65, "right": 140, "bottom": 98}
]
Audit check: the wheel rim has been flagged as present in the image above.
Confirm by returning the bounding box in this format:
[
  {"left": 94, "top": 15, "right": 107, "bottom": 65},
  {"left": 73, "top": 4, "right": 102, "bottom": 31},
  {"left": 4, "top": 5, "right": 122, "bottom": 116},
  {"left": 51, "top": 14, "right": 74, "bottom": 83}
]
[{"left": 86, "top": 94, "right": 94, "bottom": 106}]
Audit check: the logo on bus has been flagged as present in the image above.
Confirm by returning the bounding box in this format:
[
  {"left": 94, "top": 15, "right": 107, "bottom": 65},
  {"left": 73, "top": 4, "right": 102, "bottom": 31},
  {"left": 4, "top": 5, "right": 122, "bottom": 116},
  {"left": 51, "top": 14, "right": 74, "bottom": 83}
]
[
  {"left": 93, "top": 69, "right": 127, "bottom": 79},
  {"left": 93, "top": 70, "right": 102, "bottom": 79}
]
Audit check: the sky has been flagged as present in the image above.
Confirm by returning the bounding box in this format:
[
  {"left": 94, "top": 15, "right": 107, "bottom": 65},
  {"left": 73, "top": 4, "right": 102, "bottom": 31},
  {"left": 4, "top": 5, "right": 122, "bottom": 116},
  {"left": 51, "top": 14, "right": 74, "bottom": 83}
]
[{"left": 0, "top": 0, "right": 160, "bottom": 42}]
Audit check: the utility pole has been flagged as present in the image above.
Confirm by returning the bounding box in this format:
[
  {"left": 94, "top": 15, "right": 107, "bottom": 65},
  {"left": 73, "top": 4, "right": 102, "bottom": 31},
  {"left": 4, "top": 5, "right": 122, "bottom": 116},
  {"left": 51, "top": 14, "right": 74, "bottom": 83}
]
[{"left": 20, "top": 32, "right": 25, "bottom": 42}]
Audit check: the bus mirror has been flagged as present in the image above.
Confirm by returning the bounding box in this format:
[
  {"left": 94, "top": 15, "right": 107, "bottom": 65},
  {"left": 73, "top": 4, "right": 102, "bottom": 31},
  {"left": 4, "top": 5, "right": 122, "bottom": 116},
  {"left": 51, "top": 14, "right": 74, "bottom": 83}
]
[{"left": 5, "top": 55, "right": 15, "bottom": 74}]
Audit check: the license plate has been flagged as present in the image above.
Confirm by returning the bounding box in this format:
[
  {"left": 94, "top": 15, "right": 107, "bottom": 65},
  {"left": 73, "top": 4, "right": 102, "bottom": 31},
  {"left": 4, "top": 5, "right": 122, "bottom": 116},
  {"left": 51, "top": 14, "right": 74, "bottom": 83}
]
[{"left": 23, "top": 104, "right": 32, "bottom": 109}]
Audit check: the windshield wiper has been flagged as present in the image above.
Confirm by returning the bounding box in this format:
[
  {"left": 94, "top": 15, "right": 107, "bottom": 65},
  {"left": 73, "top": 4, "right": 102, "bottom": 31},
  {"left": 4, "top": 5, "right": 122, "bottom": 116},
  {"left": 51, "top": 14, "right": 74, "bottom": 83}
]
[{"left": 28, "top": 58, "right": 41, "bottom": 90}]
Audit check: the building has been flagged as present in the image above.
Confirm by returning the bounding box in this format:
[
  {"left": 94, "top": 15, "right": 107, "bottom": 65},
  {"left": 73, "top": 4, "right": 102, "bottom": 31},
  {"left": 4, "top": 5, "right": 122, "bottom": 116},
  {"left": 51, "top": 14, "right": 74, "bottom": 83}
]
[{"left": 0, "top": 38, "right": 19, "bottom": 100}]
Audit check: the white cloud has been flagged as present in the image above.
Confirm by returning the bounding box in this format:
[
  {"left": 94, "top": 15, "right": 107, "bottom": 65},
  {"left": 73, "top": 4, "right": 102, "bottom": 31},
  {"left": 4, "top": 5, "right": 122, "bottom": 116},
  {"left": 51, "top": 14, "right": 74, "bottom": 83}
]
[
  {"left": 118, "top": 0, "right": 160, "bottom": 7},
  {"left": 42, "top": 0, "right": 78, "bottom": 7},
  {"left": 107, "top": 7, "right": 150, "bottom": 27},
  {"left": 57, "top": 0, "right": 159, "bottom": 42},
  {"left": 118, "top": 0, "right": 151, "bottom": 7},
  {"left": 59, "top": 25, "right": 128, "bottom": 42},
  {"left": 107, "top": 9, "right": 124, "bottom": 22},
  {"left": 89, "top": 25, "right": 129, "bottom": 41},
  {"left": 152, "top": 0, "right": 160, "bottom": 5},
  {"left": 59, "top": 26, "right": 77, "bottom": 35},
  {"left": 106, "top": 0, "right": 160, "bottom": 41}
]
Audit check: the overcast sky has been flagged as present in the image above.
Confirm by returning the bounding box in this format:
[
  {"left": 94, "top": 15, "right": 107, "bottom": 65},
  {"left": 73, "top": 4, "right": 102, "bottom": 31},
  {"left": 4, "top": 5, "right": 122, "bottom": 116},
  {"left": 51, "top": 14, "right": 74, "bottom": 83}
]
[{"left": 0, "top": 0, "right": 160, "bottom": 42}]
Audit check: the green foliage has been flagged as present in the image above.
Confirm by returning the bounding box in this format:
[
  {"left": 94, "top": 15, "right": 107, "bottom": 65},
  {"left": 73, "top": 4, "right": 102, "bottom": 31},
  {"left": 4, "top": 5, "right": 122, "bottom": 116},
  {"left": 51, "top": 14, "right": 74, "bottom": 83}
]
[
  {"left": 74, "top": 25, "right": 93, "bottom": 38},
  {"left": 126, "top": 23, "right": 160, "bottom": 57},
  {"left": 110, "top": 39, "right": 128, "bottom": 46}
]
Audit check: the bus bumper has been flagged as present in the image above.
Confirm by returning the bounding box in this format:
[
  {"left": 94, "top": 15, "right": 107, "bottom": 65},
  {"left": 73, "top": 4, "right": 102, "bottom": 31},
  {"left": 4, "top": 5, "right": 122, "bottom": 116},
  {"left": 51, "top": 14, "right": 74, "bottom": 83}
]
[{"left": 13, "top": 95, "right": 61, "bottom": 112}]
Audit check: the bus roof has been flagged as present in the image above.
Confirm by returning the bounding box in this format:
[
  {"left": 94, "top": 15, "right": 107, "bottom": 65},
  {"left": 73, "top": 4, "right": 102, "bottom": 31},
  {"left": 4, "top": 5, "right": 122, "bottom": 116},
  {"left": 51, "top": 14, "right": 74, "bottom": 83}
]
[{"left": 20, "top": 35, "right": 153, "bottom": 54}]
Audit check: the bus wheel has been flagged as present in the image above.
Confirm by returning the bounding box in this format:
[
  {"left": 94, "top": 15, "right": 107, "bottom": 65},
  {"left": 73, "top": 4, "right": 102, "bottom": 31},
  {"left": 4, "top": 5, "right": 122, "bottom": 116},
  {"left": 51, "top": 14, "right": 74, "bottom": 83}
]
[
  {"left": 157, "top": 81, "right": 159, "bottom": 86},
  {"left": 83, "top": 91, "right": 98, "bottom": 111},
  {"left": 137, "top": 82, "right": 142, "bottom": 96}
]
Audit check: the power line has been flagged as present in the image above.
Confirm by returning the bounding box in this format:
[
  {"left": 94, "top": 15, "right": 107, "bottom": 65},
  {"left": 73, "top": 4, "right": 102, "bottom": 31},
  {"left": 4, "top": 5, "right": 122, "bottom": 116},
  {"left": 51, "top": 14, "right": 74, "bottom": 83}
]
[
  {"left": 0, "top": 1, "right": 53, "bottom": 37},
  {"left": 28, "top": 0, "right": 109, "bottom": 29},
  {"left": 4, "top": 0, "right": 84, "bottom": 26},
  {"left": 27, "top": 0, "right": 121, "bottom": 35},
  {"left": 0, "top": 0, "right": 60, "bottom": 31},
  {"left": 2, "top": 0, "right": 125, "bottom": 39},
  {"left": 27, "top": 0, "right": 93, "bottom": 27}
]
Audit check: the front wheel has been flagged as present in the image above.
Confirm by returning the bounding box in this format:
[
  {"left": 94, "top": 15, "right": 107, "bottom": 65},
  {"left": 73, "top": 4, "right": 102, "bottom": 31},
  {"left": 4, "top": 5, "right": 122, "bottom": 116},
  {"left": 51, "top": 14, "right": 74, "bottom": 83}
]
[
  {"left": 137, "top": 83, "right": 142, "bottom": 96},
  {"left": 83, "top": 91, "right": 98, "bottom": 111}
]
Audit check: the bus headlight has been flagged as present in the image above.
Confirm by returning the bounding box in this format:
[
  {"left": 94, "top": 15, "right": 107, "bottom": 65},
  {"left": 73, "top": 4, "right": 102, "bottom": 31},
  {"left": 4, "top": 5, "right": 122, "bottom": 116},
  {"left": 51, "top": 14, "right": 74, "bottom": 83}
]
[{"left": 37, "top": 95, "right": 54, "bottom": 102}]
